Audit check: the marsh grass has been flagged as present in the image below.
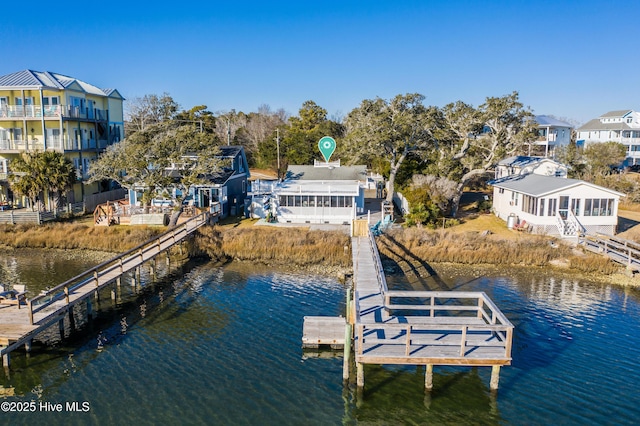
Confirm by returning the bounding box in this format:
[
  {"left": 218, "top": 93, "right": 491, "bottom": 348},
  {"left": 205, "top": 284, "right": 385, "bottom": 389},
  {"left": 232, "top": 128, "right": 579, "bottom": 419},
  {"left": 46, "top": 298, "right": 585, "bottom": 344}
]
[
  {"left": 380, "top": 228, "right": 620, "bottom": 274},
  {"left": 0, "top": 223, "right": 163, "bottom": 252},
  {"left": 196, "top": 226, "right": 352, "bottom": 267}
]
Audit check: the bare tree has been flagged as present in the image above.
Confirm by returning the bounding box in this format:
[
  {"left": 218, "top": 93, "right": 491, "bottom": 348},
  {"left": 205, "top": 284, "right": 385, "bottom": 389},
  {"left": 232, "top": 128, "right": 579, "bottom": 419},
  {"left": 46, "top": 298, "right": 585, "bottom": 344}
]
[{"left": 125, "top": 93, "right": 180, "bottom": 135}]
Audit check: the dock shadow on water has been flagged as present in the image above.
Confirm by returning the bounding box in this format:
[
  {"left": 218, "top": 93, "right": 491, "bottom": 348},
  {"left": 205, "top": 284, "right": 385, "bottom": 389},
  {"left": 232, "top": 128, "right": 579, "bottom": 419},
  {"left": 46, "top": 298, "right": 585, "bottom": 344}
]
[
  {"left": 376, "top": 234, "right": 449, "bottom": 291},
  {"left": 0, "top": 249, "right": 640, "bottom": 424},
  {"left": 0, "top": 256, "right": 217, "bottom": 391}
]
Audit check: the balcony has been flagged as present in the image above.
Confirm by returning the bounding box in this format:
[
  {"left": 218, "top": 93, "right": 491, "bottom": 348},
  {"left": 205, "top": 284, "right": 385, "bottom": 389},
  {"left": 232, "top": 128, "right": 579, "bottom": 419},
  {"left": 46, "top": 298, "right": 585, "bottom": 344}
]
[
  {"left": 0, "top": 105, "right": 108, "bottom": 121},
  {"left": 0, "top": 137, "right": 110, "bottom": 152}
]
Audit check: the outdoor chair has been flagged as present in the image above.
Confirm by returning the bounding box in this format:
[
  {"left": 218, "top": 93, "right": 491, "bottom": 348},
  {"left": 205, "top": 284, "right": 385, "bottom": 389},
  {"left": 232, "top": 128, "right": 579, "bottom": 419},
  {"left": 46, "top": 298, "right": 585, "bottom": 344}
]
[{"left": 514, "top": 220, "right": 530, "bottom": 232}]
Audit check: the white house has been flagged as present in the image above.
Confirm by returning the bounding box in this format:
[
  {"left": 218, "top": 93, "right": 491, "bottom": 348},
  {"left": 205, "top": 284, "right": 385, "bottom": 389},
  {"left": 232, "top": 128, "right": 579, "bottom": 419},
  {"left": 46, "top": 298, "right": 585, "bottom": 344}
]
[
  {"left": 273, "top": 163, "right": 366, "bottom": 224},
  {"left": 491, "top": 173, "right": 624, "bottom": 236},
  {"left": 533, "top": 115, "right": 573, "bottom": 157},
  {"left": 495, "top": 156, "right": 568, "bottom": 180},
  {"left": 576, "top": 110, "right": 640, "bottom": 166}
]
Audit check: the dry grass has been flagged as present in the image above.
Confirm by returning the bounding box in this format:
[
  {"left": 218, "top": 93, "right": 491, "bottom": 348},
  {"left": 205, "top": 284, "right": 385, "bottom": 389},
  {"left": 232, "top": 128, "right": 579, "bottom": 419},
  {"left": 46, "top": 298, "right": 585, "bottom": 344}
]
[
  {"left": 380, "top": 227, "right": 620, "bottom": 274},
  {"left": 0, "top": 223, "right": 164, "bottom": 252},
  {"left": 196, "top": 226, "right": 351, "bottom": 267}
]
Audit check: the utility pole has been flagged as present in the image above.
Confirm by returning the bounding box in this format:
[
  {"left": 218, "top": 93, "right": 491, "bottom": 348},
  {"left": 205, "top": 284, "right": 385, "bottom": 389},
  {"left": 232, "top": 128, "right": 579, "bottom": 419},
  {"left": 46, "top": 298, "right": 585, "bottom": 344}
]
[
  {"left": 227, "top": 117, "right": 231, "bottom": 146},
  {"left": 276, "top": 128, "right": 280, "bottom": 178}
]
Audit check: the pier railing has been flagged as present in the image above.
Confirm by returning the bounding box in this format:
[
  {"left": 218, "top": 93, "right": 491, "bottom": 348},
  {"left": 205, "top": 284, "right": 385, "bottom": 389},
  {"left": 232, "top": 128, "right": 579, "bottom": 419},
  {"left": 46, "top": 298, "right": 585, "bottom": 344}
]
[
  {"left": 579, "top": 232, "right": 640, "bottom": 270},
  {"left": 354, "top": 290, "right": 513, "bottom": 362},
  {"left": 367, "top": 227, "right": 388, "bottom": 293},
  {"left": 27, "top": 212, "right": 210, "bottom": 324}
]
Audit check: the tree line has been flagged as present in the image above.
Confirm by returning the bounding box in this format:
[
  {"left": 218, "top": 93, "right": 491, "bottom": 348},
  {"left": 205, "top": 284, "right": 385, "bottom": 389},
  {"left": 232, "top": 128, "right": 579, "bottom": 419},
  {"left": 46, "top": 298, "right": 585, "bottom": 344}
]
[
  {"left": 6, "top": 90, "right": 634, "bottom": 223},
  {"left": 116, "top": 91, "right": 539, "bottom": 223}
]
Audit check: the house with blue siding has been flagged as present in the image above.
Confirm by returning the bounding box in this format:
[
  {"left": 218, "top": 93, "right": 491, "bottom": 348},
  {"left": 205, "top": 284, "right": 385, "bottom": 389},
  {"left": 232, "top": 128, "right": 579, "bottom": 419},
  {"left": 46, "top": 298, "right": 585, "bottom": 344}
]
[{"left": 129, "top": 145, "right": 250, "bottom": 219}]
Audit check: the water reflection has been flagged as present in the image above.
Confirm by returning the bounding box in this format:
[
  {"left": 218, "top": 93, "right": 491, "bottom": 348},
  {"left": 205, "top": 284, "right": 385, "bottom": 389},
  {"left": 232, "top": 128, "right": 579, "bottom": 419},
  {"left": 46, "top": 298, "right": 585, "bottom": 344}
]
[
  {"left": 0, "top": 252, "right": 638, "bottom": 425},
  {"left": 348, "top": 365, "right": 501, "bottom": 425}
]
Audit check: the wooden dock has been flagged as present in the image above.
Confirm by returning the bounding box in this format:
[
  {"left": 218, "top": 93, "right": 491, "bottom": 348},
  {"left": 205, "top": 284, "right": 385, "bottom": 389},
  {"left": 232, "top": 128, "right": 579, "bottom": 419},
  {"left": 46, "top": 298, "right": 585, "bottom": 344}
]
[
  {"left": 302, "top": 316, "right": 346, "bottom": 348},
  {"left": 349, "top": 230, "right": 514, "bottom": 391},
  {"left": 0, "top": 212, "right": 210, "bottom": 367},
  {"left": 579, "top": 233, "right": 640, "bottom": 272}
]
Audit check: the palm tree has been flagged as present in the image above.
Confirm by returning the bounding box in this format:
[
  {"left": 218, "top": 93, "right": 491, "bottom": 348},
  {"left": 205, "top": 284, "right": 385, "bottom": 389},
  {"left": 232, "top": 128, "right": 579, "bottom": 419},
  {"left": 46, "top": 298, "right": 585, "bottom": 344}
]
[
  {"left": 40, "top": 151, "right": 75, "bottom": 211},
  {"left": 9, "top": 151, "right": 75, "bottom": 211},
  {"left": 8, "top": 152, "right": 43, "bottom": 210}
]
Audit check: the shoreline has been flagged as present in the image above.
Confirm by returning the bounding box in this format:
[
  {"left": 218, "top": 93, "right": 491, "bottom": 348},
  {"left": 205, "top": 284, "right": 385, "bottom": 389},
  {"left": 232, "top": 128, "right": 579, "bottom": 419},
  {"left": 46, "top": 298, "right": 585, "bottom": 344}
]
[{"left": 0, "top": 221, "right": 638, "bottom": 288}]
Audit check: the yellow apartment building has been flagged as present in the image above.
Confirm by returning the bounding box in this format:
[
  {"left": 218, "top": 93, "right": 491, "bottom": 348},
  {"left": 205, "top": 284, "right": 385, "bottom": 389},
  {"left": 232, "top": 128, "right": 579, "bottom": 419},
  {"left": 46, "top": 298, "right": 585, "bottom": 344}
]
[{"left": 0, "top": 69, "right": 124, "bottom": 206}]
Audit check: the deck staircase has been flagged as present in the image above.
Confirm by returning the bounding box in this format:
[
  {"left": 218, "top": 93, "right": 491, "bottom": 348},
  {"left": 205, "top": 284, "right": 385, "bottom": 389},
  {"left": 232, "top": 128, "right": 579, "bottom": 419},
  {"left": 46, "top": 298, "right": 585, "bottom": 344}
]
[
  {"left": 94, "top": 199, "right": 128, "bottom": 226},
  {"left": 556, "top": 210, "right": 584, "bottom": 237}
]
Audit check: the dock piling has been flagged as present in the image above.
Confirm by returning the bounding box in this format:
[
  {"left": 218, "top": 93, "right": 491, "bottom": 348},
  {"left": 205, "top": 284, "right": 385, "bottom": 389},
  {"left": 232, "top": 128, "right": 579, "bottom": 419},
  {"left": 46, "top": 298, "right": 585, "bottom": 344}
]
[
  {"left": 356, "top": 362, "right": 364, "bottom": 388},
  {"left": 425, "top": 364, "right": 433, "bottom": 391},
  {"left": 490, "top": 365, "right": 501, "bottom": 390},
  {"left": 86, "top": 299, "right": 94, "bottom": 320},
  {"left": 58, "top": 318, "right": 65, "bottom": 340}
]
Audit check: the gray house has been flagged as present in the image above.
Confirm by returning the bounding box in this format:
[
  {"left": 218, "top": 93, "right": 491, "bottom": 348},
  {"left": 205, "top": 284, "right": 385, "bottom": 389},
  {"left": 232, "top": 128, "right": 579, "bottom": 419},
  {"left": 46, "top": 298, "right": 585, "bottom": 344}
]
[{"left": 129, "top": 145, "right": 250, "bottom": 219}]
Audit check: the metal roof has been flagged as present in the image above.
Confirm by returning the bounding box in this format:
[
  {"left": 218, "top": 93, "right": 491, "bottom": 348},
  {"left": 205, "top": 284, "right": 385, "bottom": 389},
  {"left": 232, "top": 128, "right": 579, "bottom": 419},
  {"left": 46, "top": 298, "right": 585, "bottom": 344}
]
[
  {"left": 535, "top": 115, "right": 573, "bottom": 128},
  {"left": 0, "top": 69, "right": 121, "bottom": 98},
  {"left": 497, "top": 156, "right": 546, "bottom": 167},
  {"left": 600, "top": 110, "right": 632, "bottom": 118},
  {"left": 285, "top": 165, "right": 367, "bottom": 181},
  {"left": 491, "top": 174, "right": 624, "bottom": 197},
  {"left": 577, "top": 118, "right": 631, "bottom": 131}
]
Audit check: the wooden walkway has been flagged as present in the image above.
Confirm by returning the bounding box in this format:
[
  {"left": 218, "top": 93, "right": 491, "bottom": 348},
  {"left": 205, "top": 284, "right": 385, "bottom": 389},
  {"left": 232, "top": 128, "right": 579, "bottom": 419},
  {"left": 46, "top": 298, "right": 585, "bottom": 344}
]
[
  {"left": 579, "top": 233, "right": 640, "bottom": 272},
  {"left": 350, "top": 230, "right": 514, "bottom": 390},
  {"left": 0, "top": 212, "right": 210, "bottom": 366}
]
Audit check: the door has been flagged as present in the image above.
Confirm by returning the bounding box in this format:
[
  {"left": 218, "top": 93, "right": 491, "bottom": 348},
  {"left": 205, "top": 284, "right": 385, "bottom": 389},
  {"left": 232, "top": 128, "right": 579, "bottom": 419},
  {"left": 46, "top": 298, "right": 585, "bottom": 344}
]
[
  {"left": 0, "top": 97, "right": 7, "bottom": 118},
  {"left": 559, "top": 196, "right": 569, "bottom": 220}
]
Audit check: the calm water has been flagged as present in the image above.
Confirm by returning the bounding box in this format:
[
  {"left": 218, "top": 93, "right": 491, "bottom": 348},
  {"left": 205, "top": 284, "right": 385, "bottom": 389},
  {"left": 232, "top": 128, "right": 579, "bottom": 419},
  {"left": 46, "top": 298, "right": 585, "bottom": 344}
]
[{"left": 0, "top": 250, "right": 639, "bottom": 425}]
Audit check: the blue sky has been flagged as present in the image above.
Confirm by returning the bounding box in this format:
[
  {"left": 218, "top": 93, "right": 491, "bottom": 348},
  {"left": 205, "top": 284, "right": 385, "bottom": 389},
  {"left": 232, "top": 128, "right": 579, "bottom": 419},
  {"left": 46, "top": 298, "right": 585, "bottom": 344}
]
[{"left": 2, "top": 0, "right": 638, "bottom": 125}]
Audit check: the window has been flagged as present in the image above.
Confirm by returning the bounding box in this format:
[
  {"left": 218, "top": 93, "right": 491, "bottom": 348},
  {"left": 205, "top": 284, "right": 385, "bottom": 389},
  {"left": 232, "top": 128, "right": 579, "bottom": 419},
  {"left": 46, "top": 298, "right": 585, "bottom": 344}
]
[
  {"left": 540, "top": 199, "right": 545, "bottom": 216},
  {"left": 43, "top": 97, "right": 60, "bottom": 105},
  {"left": 523, "top": 195, "right": 538, "bottom": 215},
  {"left": 583, "top": 198, "right": 614, "bottom": 216},
  {"left": 499, "top": 188, "right": 504, "bottom": 194},
  {"left": 571, "top": 198, "right": 581, "bottom": 216},
  {"left": 547, "top": 198, "right": 557, "bottom": 216},
  {"left": 345, "top": 197, "right": 353, "bottom": 208}
]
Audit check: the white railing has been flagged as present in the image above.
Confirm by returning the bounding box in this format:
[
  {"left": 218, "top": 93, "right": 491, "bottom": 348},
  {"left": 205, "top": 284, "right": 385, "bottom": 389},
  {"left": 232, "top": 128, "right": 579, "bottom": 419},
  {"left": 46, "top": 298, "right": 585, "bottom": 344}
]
[
  {"left": 556, "top": 210, "right": 584, "bottom": 237},
  {"left": 0, "top": 137, "right": 111, "bottom": 152},
  {"left": 0, "top": 104, "right": 108, "bottom": 121}
]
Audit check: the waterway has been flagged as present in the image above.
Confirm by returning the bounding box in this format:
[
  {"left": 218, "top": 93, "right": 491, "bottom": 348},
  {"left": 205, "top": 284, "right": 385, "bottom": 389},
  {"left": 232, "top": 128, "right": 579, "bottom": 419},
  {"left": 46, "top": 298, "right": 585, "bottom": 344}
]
[{"left": 0, "top": 250, "right": 639, "bottom": 425}]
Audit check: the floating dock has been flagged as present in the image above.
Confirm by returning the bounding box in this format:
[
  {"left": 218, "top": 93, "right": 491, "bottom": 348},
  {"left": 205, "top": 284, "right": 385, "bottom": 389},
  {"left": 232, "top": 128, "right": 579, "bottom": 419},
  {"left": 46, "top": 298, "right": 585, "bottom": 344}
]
[{"left": 302, "top": 316, "right": 346, "bottom": 349}]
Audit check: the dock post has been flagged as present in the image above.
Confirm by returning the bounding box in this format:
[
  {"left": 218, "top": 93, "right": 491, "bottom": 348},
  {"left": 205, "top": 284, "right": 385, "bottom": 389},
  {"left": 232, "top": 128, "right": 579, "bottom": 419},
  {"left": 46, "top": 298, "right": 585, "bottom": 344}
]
[
  {"left": 2, "top": 352, "right": 10, "bottom": 368},
  {"left": 86, "top": 299, "right": 94, "bottom": 320},
  {"left": 131, "top": 270, "right": 137, "bottom": 288},
  {"left": 150, "top": 258, "right": 157, "bottom": 281},
  {"left": 68, "top": 308, "right": 76, "bottom": 332},
  {"left": 490, "top": 365, "right": 501, "bottom": 391},
  {"left": 58, "top": 318, "right": 65, "bottom": 340},
  {"left": 425, "top": 364, "right": 433, "bottom": 391},
  {"left": 343, "top": 286, "right": 352, "bottom": 381},
  {"left": 111, "top": 283, "right": 117, "bottom": 301},
  {"left": 24, "top": 340, "right": 32, "bottom": 353},
  {"left": 356, "top": 362, "right": 364, "bottom": 388}
]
